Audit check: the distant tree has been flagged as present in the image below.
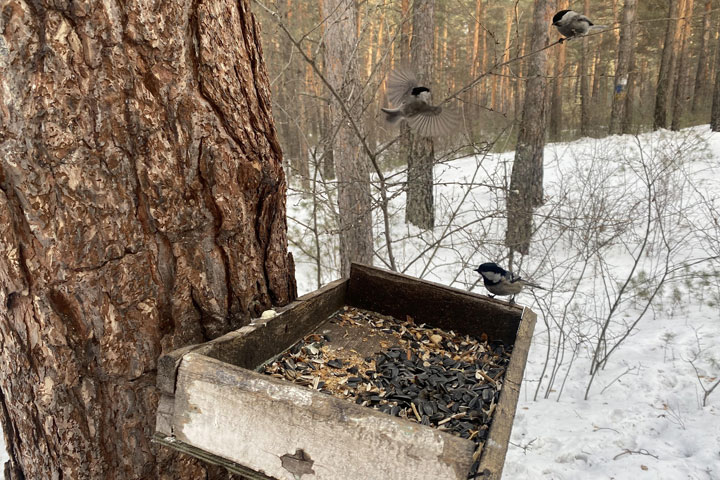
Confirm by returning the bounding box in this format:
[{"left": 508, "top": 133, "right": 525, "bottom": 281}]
[
  {"left": 671, "top": 0, "right": 696, "bottom": 131},
  {"left": 692, "top": 1, "right": 714, "bottom": 113},
  {"left": 610, "top": 0, "right": 638, "bottom": 134},
  {"left": 506, "top": 0, "right": 551, "bottom": 257},
  {"left": 405, "top": 0, "right": 436, "bottom": 230},
  {"left": 550, "top": 0, "right": 569, "bottom": 140},
  {"left": 580, "top": 0, "right": 593, "bottom": 137},
  {"left": 322, "top": 0, "right": 374, "bottom": 275},
  {"left": 712, "top": 27, "right": 720, "bottom": 131},
  {"left": 654, "top": 0, "right": 680, "bottom": 130}
]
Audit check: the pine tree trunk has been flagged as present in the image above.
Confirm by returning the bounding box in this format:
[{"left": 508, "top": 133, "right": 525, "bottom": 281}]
[
  {"left": 499, "top": 11, "right": 514, "bottom": 114},
  {"left": 580, "top": 0, "right": 592, "bottom": 137},
  {"left": 549, "top": 34, "right": 567, "bottom": 139},
  {"left": 692, "top": 1, "right": 713, "bottom": 113},
  {"left": 323, "top": 0, "right": 373, "bottom": 276},
  {"left": 471, "top": 0, "right": 484, "bottom": 113},
  {"left": 712, "top": 29, "right": 720, "bottom": 131},
  {"left": 609, "top": 0, "right": 638, "bottom": 134},
  {"left": 404, "top": 0, "right": 435, "bottom": 230},
  {"left": 0, "top": 1, "right": 296, "bottom": 478},
  {"left": 505, "top": 0, "right": 550, "bottom": 256},
  {"left": 671, "top": 0, "right": 695, "bottom": 131},
  {"left": 654, "top": 0, "right": 681, "bottom": 130}
]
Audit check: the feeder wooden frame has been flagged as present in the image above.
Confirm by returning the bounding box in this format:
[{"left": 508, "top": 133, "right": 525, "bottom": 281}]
[{"left": 154, "top": 263, "right": 536, "bottom": 480}]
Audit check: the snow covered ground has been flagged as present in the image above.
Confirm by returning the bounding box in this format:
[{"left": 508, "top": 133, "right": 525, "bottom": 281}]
[
  {"left": 288, "top": 126, "right": 720, "bottom": 479},
  {"left": 0, "top": 128, "right": 716, "bottom": 478}
]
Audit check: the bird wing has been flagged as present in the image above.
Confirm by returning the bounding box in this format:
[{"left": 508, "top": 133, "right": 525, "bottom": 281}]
[
  {"left": 577, "top": 14, "right": 593, "bottom": 26},
  {"left": 407, "top": 106, "right": 461, "bottom": 137},
  {"left": 386, "top": 68, "right": 418, "bottom": 107}
]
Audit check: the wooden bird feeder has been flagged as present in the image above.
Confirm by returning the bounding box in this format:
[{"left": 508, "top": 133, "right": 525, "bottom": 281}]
[{"left": 154, "top": 263, "right": 536, "bottom": 479}]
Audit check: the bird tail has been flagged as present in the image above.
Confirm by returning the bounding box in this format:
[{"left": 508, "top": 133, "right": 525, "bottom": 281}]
[
  {"left": 522, "top": 280, "right": 546, "bottom": 291},
  {"left": 381, "top": 107, "right": 405, "bottom": 125},
  {"left": 588, "top": 24, "right": 607, "bottom": 31}
]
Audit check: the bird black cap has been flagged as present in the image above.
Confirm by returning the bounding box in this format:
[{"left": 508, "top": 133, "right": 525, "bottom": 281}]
[
  {"left": 411, "top": 86, "right": 430, "bottom": 96},
  {"left": 475, "top": 262, "right": 505, "bottom": 274},
  {"left": 552, "top": 10, "right": 571, "bottom": 25}
]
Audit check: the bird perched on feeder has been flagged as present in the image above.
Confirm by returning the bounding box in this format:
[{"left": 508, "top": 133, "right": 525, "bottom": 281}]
[
  {"left": 474, "top": 262, "right": 545, "bottom": 302},
  {"left": 552, "top": 10, "right": 605, "bottom": 42},
  {"left": 381, "top": 68, "right": 460, "bottom": 138}
]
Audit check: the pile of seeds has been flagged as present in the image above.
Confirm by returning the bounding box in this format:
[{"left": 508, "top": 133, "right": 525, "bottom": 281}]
[{"left": 260, "top": 307, "right": 512, "bottom": 478}]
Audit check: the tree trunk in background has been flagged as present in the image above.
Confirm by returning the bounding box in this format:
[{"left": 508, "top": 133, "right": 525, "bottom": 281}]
[
  {"left": 692, "top": 1, "right": 713, "bottom": 113},
  {"left": 405, "top": 0, "right": 436, "bottom": 230},
  {"left": 654, "top": 0, "right": 680, "bottom": 130},
  {"left": 549, "top": 0, "right": 567, "bottom": 142},
  {"left": 274, "top": 0, "right": 309, "bottom": 189},
  {"left": 610, "top": 0, "right": 638, "bottom": 134},
  {"left": 400, "top": 0, "right": 411, "bottom": 62},
  {"left": 0, "top": 0, "right": 296, "bottom": 478},
  {"left": 471, "top": 0, "right": 485, "bottom": 113},
  {"left": 671, "top": 0, "right": 695, "bottom": 131},
  {"left": 712, "top": 29, "right": 720, "bottom": 131},
  {"left": 580, "top": 0, "right": 592, "bottom": 136},
  {"left": 505, "top": 0, "right": 550, "bottom": 257},
  {"left": 323, "top": 0, "right": 373, "bottom": 276}
]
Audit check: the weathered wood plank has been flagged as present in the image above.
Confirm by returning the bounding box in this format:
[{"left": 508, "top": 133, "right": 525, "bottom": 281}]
[
  {"left": 477, "top": 307, "right": 537, "bottom": 478},
  {"left": 156, "top": 278, "right": 347, "bottom": 398},
  {"left": 155, "top": 394, "right": 177, "bottom": 437},
  {"left": 157, "top": 343, "right": 214, "bottom": 396},
  {"left": 201, "top": 277, "right": 347, "bottom": 369},
  {"left": 173, "top": 353, "right": 475, "bottom": 480},
  {"left": 153, "top": 433, "right": 275, "bottom": 480},
  {"left": 347, "top": 263, "right": 523, "bottom": 345}
]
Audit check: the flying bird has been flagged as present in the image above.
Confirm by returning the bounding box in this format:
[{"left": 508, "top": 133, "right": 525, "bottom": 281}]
[
  {"left": 381, "top": 68, "right": 460, "bottom": 138},
  {"left": 552, "top": 10, "right": 605, "bottom": 42},
  {"left": 474, "top": 262, "right": 545, "bottom": 302}
]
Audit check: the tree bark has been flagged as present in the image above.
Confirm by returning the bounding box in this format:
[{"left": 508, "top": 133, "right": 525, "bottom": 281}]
[
  {"left": 671, "top": 0, "right": 695, "bottom": 131},
  {"left": 609, "top": 0, "right": 638, "bottom": 135},
  {"left": 405, "top": 0, "right": 435, "bottom": 230},
  {"left": 692, "top": 1, "right": 713, "bottom": 113},
  {"left": 322, "top": 0, "right": 373, "bottom": 276},
  {"left": 0, "top": 0, "right": 296, "bottom": 478},
  {"left": 580, "top": 0, "right": 592, "bottom": 136},
  {"left": 549, "top": 0, "right": 567, "bottom": 142},
  {"left": 505, "top": 0, "right": 550, "bottom": 256},
  {"left": 471, "top": 0, "right": 484, "bottom": 112},
  {"left": 654, "top": 0, "right": 680, "bottom": 130},
  {"left": 712, "top": 26, "right": 720, "bottom": 131}
]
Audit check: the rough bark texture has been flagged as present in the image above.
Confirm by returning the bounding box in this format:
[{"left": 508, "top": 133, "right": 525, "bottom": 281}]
[
  {"left": 405, "top": 0, "right": 435, "bottom": 230},
  {"left": 322, "top": 0, "right": 373, "bottom": 277},
  {"left": 505, "top": 0, "right": 550, "bottom": 256},
  {"left": 654, "top": 0, "right": 680, "bottom": 130},
  {"left": 609, "top": 0, "right": 637, "bottom": 135},
  {"left": 0, "top": 0, "right": 296, "bottom": 478}
]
